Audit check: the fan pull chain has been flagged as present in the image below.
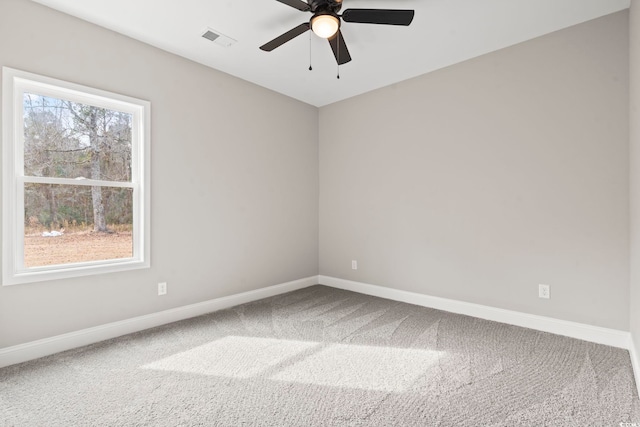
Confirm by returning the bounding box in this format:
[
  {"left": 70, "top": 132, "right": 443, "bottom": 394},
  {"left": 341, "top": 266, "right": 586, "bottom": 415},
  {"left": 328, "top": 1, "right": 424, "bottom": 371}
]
[
  {"left": 336, "top": 32, "right": 340, "bottom": 79},
  {"left": 308, "top": 32, "right": 313, "bottom": 71}
]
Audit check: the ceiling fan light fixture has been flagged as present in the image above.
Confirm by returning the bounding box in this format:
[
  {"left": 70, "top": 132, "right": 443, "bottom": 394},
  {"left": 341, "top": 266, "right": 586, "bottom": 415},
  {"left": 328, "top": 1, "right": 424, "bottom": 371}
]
[{"left": 311, "top": 13, "right": 339, "bottom": 39}]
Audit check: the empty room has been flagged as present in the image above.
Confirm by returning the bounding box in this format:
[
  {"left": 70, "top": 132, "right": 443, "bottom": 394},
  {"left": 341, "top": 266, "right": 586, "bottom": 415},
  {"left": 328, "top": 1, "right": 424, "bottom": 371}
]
[{"left": 2, "top": 0, "right": 640, "bottom": 425}]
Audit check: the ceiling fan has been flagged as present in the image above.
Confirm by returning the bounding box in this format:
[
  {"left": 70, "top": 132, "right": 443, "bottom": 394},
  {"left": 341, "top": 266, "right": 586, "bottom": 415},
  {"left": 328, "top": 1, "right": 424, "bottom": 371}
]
[{"left": 259, "top": 0, "right": 415, "bottom": 65}]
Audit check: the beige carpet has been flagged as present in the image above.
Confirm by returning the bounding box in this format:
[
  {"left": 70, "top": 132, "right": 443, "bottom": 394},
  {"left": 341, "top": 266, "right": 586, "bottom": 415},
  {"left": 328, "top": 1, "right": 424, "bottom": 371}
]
[{"left": 1, "top": 285, "right": 639, "bottom": 426}]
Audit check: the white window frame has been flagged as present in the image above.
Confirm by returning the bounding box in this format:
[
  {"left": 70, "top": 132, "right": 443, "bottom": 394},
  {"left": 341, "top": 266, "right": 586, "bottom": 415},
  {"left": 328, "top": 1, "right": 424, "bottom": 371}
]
[{"left": 2, "top": 67, "right": 150, "bottom": 285}]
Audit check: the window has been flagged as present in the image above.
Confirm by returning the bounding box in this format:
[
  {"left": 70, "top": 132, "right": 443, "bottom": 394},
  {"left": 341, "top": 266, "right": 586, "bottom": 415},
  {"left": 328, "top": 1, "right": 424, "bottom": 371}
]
[{"left": 2, "top": 68, "right": 150, "bottom": 285}]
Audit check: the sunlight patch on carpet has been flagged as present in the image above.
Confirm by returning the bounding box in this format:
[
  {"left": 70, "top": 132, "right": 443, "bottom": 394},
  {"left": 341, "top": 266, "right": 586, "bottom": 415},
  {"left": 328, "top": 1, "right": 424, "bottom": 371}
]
[
  {"left": 141, "top": 336, "right": 317, "bottom": 378},
  {"left": 142, "top": 335, "right": 443, "bottom": 392},
  {"left": 271, "top": 343, "right": 442, "bottom": 392}
]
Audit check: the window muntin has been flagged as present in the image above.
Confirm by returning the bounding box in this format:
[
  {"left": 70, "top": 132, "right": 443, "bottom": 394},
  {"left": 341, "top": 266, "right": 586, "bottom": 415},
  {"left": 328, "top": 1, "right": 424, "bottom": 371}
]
[{"left": 2, "top": 68, "right": 150, "bottom": 285}]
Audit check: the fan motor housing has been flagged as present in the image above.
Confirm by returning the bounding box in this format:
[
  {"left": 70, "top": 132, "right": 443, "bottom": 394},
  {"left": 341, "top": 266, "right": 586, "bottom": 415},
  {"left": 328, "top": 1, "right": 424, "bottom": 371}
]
[{"left": 308, "top": 0, "right": 342, "bottom": 14}]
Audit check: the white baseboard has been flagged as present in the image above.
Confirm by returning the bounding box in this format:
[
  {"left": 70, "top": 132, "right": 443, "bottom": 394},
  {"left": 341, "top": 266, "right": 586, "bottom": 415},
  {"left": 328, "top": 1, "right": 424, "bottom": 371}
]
[
  {"left": 629, "top": 336, "right": 640, "bottom": 396},
  {"left": 319, "top": 275, "right": 630, "bottom": 349},
  {"left": 1, "top": 274, "right": 632, "bottom": 371},
  {"left": 0, "top": 275, "right": 319, "bottom": 368}
]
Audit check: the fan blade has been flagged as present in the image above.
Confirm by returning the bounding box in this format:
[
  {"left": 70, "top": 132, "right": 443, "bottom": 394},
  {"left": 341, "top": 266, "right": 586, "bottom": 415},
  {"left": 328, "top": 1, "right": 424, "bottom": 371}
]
[
  {"left": 260, "top": 23, "right": 310, "bottom": 52},
  {"left": 275, "top": 0, "right": 311, "bottom": 11},
  {"left": 342, "top": 9, "right": 414, "bottom": 25},
  {"left": 328, "top": 30, "right": 352, "bottom": 65}
]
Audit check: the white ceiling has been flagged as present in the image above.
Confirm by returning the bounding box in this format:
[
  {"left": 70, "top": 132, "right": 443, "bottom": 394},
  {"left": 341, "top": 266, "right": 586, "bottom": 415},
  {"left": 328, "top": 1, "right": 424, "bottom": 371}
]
[{"left": 31, "top": 0, "right": 630, "bottom": 107}]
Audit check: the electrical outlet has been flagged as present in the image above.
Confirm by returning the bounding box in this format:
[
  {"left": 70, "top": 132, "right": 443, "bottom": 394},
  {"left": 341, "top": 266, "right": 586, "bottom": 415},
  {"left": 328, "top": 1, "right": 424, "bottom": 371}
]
[
  {"left": 352, "top": 260, "right": 357, "bottom": 270},
  {"left": 538, "top": 284, "right": 550, "bottom": 299},
  {"left": 158, "top": 282, "right": 167, "bottom": 296}
]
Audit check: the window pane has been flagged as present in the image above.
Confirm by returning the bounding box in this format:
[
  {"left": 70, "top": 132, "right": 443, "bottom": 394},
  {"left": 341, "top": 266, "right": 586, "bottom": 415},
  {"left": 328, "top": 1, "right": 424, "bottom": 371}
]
[
  {"left": 23, "top": 93, "right": 133, "bottom": 182},
  {"left": 24, "top": 183, "right": 133, "bottom": 268}
]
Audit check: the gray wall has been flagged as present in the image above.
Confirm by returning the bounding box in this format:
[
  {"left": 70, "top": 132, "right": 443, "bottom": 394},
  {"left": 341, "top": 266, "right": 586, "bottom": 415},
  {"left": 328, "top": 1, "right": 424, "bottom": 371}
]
[
  {"left": 0, "top": 0, "right": 319, "bottom": 348},
  {"left": 0, "top": 0, "right": 631, "bottom": 351},
  {"left": 630, "top": 0, "right": 640, "bottom": 349},
  {"left": 319, "top": 11, "right": 630, "bottom": 330}
]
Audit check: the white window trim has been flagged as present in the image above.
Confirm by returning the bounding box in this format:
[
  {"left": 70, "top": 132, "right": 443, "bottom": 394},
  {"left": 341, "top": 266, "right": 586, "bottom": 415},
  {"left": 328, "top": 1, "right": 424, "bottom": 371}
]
[{"left": 2, "top": 67, "right": 151, "bottom": 285}]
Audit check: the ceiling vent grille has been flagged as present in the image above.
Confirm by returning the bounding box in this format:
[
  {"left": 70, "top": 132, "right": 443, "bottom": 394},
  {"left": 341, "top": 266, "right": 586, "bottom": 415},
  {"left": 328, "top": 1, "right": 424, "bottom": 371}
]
[
  {"left": 201, "top": 28, "right": 237, "bottom": 47},
  {"left": 202, "top": 30, "right": 219, "bottom": 42}
]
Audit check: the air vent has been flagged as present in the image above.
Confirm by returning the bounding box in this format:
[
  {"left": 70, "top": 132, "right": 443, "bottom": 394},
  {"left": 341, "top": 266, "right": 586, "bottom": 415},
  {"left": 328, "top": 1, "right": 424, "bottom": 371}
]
[
  {"left": 202, "top": 30, "right": 219, "bottom": 42},
  {"left": 201, "top": 28, "right": 237, "bottom": 47}
]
